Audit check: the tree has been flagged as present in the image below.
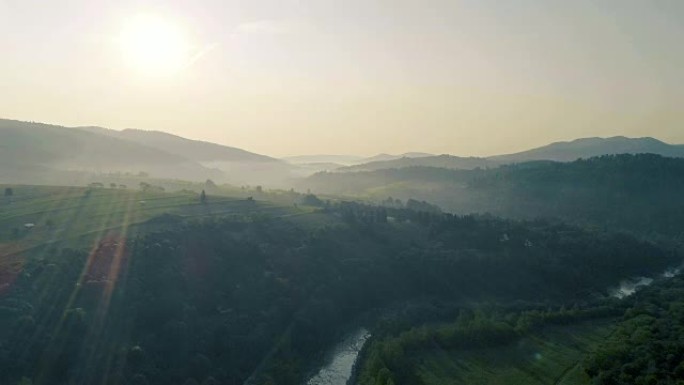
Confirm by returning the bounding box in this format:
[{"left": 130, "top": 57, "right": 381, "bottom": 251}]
[
  {"left": 4, "top": 187, "right": 13, "bottom": 197},
  {"left": 301, "top": 194, "right": 323, "bottom": 207},
  {"left": 110, "top": 183, "right": 117, "bottom": 189},
  {"left": 200, "top": 190, "right": 207, "bottom": 204}
]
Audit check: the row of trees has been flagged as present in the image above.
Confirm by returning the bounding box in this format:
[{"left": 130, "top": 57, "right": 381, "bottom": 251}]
[{"left": 356, "top": 304, "right": 624, "bottom": 385}]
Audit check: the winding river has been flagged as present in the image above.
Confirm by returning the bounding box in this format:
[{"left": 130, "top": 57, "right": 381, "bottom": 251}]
[
  {"left": 306, "top": 328, "right": 371, "bottom": 385},
  {"left": 305, "top": 267, "right": 681, "bottom": 384}
]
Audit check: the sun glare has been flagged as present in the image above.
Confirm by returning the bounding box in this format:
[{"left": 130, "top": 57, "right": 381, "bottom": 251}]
[{"left": 119, "top": 14, "right": 190, "bottom": 76}]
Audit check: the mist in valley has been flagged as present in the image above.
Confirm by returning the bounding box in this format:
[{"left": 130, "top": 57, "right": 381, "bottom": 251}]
[{"left": 3, "top": 2, "right": 684, "bottom": 385}]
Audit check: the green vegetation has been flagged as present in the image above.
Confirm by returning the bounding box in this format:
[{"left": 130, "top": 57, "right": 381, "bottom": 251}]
[
  {"left": 0, "top": 184, "right": 300, "bottom": 309},
  {"left": 2, "top": 153, "right": 684, "bottom": 385},
  {"left": 0, "top": 184, "right": 295, "bottom": 247},
  {"left": 0, "top": 186, "right": 679, "bottom": 384},
  {"left": 353, "top": 275, "right": 684, "bottom": 385},
  {"left": 416, "top": 321, "right": 613, "bottom": 385},
  {"left": 355, "top": 304, "right": 621, "bottom": 385},
  {"left": 584, "top": 276, "right": 684, "bottom": 385}
]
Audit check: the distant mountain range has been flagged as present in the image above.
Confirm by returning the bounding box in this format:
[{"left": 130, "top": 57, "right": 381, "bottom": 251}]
[
  {"left": 491, "top": 136, "right": 684, "bottom": 163},
  {"left": 282, "top": 154, "right": 365, "bottom": 166},
  {"left": 3, "top": 117, "right": 684, "bottom": 187},
  {"left": 0, "top": 119, "right": 285, "bottom": 185},
  {"left": 340, "top": 155, "right": 498, "bottom": 172},
  {"left": 341, "top": 136, "right": 684, "bottom": 172},
  {"left": 282, "top": 152, "right": 434, "bottom": 167},
  {"left": 359, "top": 152, "right": 434, "bottom": 163},
  {"left": 0, "top": 119, "right": 212, "bottom": 182}
]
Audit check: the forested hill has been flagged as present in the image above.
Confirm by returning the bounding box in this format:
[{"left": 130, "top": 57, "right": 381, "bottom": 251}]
[
  {"left": 300, "top": 154, "right": 684, "bottom": 237},
  {"left": 0, "top": 202, "right": 678, "bottom": 385}
]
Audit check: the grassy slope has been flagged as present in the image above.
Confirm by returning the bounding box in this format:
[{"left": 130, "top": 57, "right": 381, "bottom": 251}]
[
  {"left": 0, "top": 184, "right": 318, "bottom": 281},
  {"left": 416, "top": 320, "right": 615, "bottom": 385}
]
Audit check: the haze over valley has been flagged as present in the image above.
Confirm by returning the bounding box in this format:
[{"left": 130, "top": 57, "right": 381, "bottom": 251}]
[
  {"left": 4, "top": 117, "right": 684, "bottom": 190},
  {"left": 2, "top": 2, "right": 684, "bottom": 385}
]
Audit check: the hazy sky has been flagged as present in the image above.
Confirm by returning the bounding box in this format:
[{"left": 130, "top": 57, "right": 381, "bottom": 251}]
[{"left": 1, "top": 1, "right": 683, "bottom": 157}]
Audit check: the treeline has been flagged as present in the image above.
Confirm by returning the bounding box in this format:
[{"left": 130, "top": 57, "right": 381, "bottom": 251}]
[
  {"left": 329, "top": 201, "right": 677, "bottom": 298},
  {"left": 0, "top": 205, "right": 678, "bottom": 384}
]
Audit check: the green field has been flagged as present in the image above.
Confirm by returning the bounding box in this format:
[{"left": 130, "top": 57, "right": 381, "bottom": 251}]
[
  {"left": 415, "top": 320, "right": 616, "bottom": 385},
  {"left": 1, "top": 185, "right": 293, "bottom": 241},
  {"left": 0, "top": 184, "right": 329, "bottom": 287}
]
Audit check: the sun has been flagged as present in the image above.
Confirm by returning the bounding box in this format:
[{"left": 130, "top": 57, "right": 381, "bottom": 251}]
[{"left": 119, "top": 14, "right": 190, "bottom": 76}]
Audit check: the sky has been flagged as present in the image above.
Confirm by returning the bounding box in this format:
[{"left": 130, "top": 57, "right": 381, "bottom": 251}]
[{"left": 1, "top": 0, "right": 683, "bottom": 157}]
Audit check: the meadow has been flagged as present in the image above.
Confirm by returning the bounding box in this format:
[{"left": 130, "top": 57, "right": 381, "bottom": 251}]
[{"left": 0, "top": 184, "right": 308, "bottom": 290}]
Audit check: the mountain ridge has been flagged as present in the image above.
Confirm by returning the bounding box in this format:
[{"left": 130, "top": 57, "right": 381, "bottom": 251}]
[
  {"left": 79, "top": 126, "right": 277, "bottom": 163},
  {"left": 4, "top": 117, "right": 684, "bottom": 185},
  {"left": 0, "top": 119, "right": 221, "bottom": 182},
  {"left": 341, "top": 136, "right": 684, "bottom": 172},
  {"left": 491, "top": 136, "right": 684, "bottom": 163}
]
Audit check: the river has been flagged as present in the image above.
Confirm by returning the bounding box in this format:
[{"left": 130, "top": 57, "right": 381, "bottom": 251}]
[
  {"left": 306, "top": 328, "right": 371, "bottom": 385},
  {"left": 305, "top": 267, "right": 681, "bottom": 384}
]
